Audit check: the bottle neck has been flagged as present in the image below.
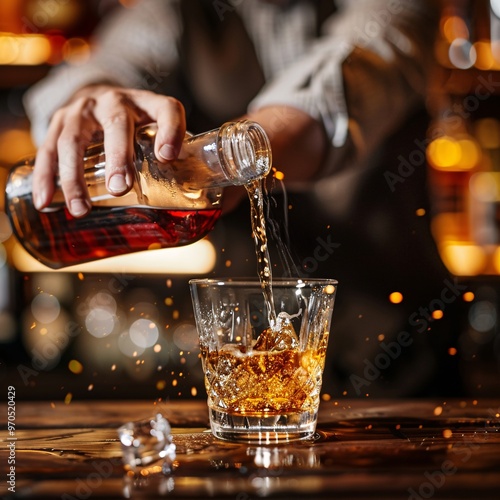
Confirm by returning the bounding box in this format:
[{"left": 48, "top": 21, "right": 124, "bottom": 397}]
[{"left": 218, "top": 120, "right": 272, "bottom": 185}]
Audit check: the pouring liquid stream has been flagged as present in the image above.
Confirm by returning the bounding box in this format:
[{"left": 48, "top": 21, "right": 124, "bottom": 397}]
[{"left": 245, "top": 178, "right": 277, "bottom": 328}]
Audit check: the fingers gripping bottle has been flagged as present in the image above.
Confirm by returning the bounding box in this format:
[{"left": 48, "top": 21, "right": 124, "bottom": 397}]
[{"left": 5, "top": 120, "right": 271, "bottom": 269}]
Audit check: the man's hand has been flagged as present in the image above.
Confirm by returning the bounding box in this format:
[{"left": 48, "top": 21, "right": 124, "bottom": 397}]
[
  {"left": 32, "top": 84, "right": 326, "bottom": 219},
  {"left": 32, "top": 84, "right": 187, "bottom": 217}
]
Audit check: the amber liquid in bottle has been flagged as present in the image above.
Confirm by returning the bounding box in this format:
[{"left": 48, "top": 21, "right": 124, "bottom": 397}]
[
  {"left": 8, "top": 193, "right": 221, "bottom": 269},
  {"left": 6, "top": 120, "right": 271, "bottom": 269}
]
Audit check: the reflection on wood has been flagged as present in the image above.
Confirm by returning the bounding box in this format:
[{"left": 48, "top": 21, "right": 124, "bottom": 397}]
[{"left": 0, "top": 399, "right": 499, "bottom": 499}]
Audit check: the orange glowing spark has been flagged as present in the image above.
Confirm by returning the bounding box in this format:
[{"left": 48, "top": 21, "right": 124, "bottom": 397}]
[
  {"left": 432, "top": 310, "right": 444, "bottom": 320},
  {"left": 433, "top": 406, "right": 443, "bottom": 416},
  {"left": 68, "top": 359, "right": 83, "bottom": 374},
  {"left": 389, "top": 292, "right": 403, "bottom": 304}
]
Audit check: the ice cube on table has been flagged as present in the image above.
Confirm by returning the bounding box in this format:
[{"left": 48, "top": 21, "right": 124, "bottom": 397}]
[{"left": 118, "top": 413, "right": 176, "bottom": 472}]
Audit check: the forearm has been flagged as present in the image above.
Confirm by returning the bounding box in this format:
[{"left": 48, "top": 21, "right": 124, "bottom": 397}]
[
  {"left": 249, "top": 0, "right": 439, "bottom": 177},
  {"left": 247, "top": 106, "right": 327, "bottom": 183}
]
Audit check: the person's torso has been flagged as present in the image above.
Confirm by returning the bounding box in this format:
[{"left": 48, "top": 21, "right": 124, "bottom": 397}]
[{"left": 176, "top": 0, "right": 336, "bottom": 129}]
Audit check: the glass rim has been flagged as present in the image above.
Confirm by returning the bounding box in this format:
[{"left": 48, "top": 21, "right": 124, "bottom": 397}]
[{"left": 189, "top": 277, "right": 338, "bottom": 287}]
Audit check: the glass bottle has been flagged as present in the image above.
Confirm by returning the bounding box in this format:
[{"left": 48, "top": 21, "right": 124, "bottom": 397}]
[{"left": 5, "top": 120, "right": 271, "bottom": 269}]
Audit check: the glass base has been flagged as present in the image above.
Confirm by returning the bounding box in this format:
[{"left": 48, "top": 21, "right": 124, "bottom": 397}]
[{"left": 209, "top": 407, "right": 318, "bottom": 443}]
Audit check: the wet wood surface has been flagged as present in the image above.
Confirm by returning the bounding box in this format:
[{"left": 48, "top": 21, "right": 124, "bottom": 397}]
[{"left": 1, "top": 399, "right": 499, "bottom": 499}]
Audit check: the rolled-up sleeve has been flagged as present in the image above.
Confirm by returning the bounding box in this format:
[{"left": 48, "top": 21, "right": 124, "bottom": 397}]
[
  {"left": 24, "top": 0, "right": 182, "bottom": 146},
  {"left": 248, "top": 0, "right": 439, "bottom": 175}
]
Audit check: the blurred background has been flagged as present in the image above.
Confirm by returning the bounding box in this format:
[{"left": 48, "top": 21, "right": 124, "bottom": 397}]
[{"left": 2, "top": 0, "right": 500, "bottom": 402}]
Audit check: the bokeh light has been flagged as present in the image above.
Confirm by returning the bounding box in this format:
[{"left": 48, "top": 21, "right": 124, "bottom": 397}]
[
  {"left": 427, "top": 136, "right": 480, "bottom": 171},
  {"left": 62, "top": 37, "right": 90, "bottom": 65},
  {"left": 21, "top": 310, "right": 73, "bottom": 371},
  {"left": 129, "top": 300, "right": 159, "bottom": 322},
  {"left": 0, "top": 312, "right": 16, "bottom": 342},
  {"left": 427, "top": 136, "right": 462, "bottom": 169},
  {"left": 473, "top": 40, "right": 495, "bottom": 70},
  {"left": 0, "top": 34, "right": 51, "bottom": 65},
  {"left": 448, "top": 38, "right": 476, "bottom": 69},
  {"left": 129, "top": 318, "right": 159, "bottom": 349},
  {"left": 31, "top": 292, "right": 61, "bottom": 324},
  {"left": 491, "top": 0, "right": 500, "bottom": 19},
  {"left": 172, "top": 323, "right": 199, "bottom": 351},
  {"left": 85, "top": 307, "right": 116, "bottom": 338},
  {"left": 440, "top": 243, "right": 487, "bottom": 276},
  {"left": 68, "top": 359, "right": 84, "bottom": 374},
  {"left": 470, "top": 172, "right": 500, "bottom": 202},
  {"left": 441, "top": 15, "right": 469, "bottom": 43},
  {"left": 468, "top": 301, "right": 497, "bottom": 333},
  {"left": 388, "top": 292, "right": 403, "bottom": 304},
  {"left": 88, "top": 291, "right": 117, "bottom": 315},
  {"left": 474, "top": 118, "right": 500, "bottom": 149},
  {"left": 118, "top": 330, "right": 145, "bottom": 357}
]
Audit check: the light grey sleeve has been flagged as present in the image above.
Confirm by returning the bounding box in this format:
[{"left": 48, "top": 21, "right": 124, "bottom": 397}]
[
  {"left": 24, "top": 0, "right": 182, "bottom": 146},
  {"left": 248, "top": 0, "right": 439, "bottom": 175}
]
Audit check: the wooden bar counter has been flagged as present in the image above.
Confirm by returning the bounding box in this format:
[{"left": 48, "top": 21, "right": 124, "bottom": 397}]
[{"left": 1, "top": 398, "right": 499, "bottom": 499}]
